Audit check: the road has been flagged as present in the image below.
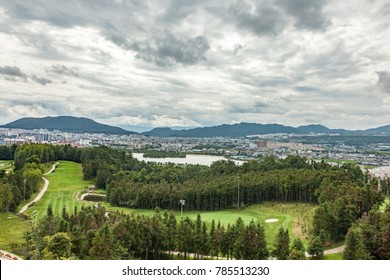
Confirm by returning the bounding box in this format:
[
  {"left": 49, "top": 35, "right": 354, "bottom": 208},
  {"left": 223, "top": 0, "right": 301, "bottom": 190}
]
[{"left": 18, "top": 162, "right": 59, "bottom": 214}]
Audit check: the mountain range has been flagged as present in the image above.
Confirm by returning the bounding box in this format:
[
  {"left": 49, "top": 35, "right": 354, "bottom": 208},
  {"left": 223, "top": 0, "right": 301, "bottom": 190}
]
[
  {"left": 1, "top": 116, "right": 390, "bottom": 137},
  {"left": 0, "top": 116, "right": 137, "bottom": 135}
]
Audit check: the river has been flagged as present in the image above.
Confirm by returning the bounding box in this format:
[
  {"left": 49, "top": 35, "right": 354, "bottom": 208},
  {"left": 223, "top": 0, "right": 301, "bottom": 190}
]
[{"left": 132, "top": 153, "right": 244, "bottom": 166}]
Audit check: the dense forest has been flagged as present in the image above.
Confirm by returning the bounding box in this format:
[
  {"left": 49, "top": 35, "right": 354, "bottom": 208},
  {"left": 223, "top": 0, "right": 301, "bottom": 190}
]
[{"left": 1, "top": 143, "right": 389, "bottom": 259}]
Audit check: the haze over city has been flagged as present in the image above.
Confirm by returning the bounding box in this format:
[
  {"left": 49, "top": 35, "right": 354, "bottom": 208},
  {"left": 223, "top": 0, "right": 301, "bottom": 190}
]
[{"left": 0, "top": 0, "right": 390, "bottom": 131}]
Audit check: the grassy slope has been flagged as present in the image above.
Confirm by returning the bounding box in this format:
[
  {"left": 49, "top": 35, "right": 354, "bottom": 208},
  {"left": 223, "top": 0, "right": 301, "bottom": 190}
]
[
  {"left": 0, "top": 213, "right": 30, "bottom": 251},
  {"left": 25, "top": 161, "right": 94, "bottom": 220}
]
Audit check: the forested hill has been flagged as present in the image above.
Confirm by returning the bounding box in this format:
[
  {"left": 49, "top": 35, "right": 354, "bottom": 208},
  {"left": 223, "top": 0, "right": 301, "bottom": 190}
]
[
  {"left": 143, "top": 123, "right": 332, "bottom": 137},
  {"left": 0, "top": 116, "right": 137, "bottom": 135},
  {"left": 143, "top": 122, "right": 390, "bottom": 137}
]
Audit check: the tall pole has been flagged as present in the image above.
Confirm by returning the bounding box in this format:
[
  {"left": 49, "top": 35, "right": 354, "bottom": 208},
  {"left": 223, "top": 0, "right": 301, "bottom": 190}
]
[
  {"left": 237, "top": 176, "right": 240, "bottom": 210},
  {"left": 180, "top": 199, "right": 185, "bottom": 216}
]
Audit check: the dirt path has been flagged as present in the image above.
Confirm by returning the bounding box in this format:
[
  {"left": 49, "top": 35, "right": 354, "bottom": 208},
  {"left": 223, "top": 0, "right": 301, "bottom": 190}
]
[
  {"left": 18, "top": 162, "right": 59, "bottom": 214},
  {"left": 324, "top": 245, "right": 345, "bottom": 255}
]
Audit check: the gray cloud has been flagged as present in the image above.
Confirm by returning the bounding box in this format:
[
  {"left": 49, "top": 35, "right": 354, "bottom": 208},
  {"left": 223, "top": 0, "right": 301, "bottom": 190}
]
[
  {"left": 109, "top": 32, "right": 210, "bottom": 67},
  {"left": 233, "top": 44, "right": 244, "bottom": 54},
  {"left": 376, "top": 71, "right": 390, "bottom": 93},
  {"left": 49, "top": 64, "right": 79, "bottom": 77},
  {"left": 225, "top": 0, "right": 286, "bottom": 36},
  {"left": 276, "top": 0, "right": 329, "bottom": 30},
  {"left": 31, "top": 75, "right": 52, "bottom": 86},
  {"left": 0, "top": 65, "right": 27, "bottom": 78}
]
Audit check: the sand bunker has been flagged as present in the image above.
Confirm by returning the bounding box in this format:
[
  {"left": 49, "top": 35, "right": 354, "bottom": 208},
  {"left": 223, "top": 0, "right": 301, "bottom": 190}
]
[{"left": 265, "top": 218, "right": 279, "bottom": 223}]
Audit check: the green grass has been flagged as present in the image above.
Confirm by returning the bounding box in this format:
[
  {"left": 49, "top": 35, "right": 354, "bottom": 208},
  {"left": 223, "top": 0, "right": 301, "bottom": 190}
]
[
  {"left": 105, "top": 202, "right": 316, "bottom": 247},
  {"left": 0, "top": 213, "right": 30, "bottom": 251},
  {"left": 380, "top": 197, "right": 390, "bottom": 211},
  {"left": 322, "top": 253, "right": 343, "bottom": 260},
  {"left": 0, "top": 160, "right": 13, "bottom": 172},
  {"left": 25, "top": 161, "right": 94, "bottom": 220}
]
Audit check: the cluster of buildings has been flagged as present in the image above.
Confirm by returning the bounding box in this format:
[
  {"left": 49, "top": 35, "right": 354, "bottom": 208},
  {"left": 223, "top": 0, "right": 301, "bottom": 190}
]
[{"left": 1, "top": 128, "right": 390, "bottom": 168}]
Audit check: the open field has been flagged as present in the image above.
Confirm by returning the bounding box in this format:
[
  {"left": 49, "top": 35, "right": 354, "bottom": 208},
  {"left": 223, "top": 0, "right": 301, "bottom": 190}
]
[
  {"left": 25, "top": 161, "right": 94, "bottom": 220},
  {"left": 0, "top": 213, "right": 30, "bottom": 251},
  {"left": 105, "top": 202, "right": 316, "bottom": 246}
]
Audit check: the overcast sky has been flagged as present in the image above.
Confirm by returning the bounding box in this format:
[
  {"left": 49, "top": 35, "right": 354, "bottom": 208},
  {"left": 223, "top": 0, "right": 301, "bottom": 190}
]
[{"left": 0, "top": 0, "right": 389, "bottom": 131}]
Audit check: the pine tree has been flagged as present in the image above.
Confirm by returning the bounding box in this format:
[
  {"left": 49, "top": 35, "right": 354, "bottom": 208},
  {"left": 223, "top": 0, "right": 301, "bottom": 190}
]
[
  {"left": 288, "top": 238, "right": 306, "bottom": 260},
  {"left": 343, "top": 228, "right": 369, "bottom": 260},
  {"left": 307, "top": 235, "right": 324, "bottom": 259},
  {"left": 256, "top": 222, "right": 269, "bottom": 259},
  {"left": 273, "top": 227, "right": 290, "bottom": 260}
]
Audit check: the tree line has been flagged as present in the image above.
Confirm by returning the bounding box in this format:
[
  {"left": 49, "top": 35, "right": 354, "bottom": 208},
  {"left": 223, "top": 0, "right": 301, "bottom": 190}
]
[{"left": 22, "top": 205, "right": 309, "bottom": 260}]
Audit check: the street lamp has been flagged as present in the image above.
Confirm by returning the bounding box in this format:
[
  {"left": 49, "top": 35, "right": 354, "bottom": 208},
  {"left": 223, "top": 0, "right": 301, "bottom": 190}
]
[
  {"left": 180, "top": 199, "right": 185, "bottom": 216},
  {"left": 237, "top": 176, "right": 240, "bottom": 210}
]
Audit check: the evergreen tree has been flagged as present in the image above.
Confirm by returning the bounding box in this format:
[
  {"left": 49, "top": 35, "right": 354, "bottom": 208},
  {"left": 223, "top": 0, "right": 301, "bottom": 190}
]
[
  {"left": 273, "top": 227, "right": 290, "bottom": 260},
  {"left": 343, "top": 228, "right": 369, "bottom": 260},
  {"left": 42, "top": 232, "right": 72, "bottom": 260},
  {"left": 307, "top": 235, "right": 324, "bottom": 259},
  {"left": 288, "top": 238, "right": 306, "bottom": 260},
  {"left": 255, "top": 222, "right": 269, "bottom": 259}
]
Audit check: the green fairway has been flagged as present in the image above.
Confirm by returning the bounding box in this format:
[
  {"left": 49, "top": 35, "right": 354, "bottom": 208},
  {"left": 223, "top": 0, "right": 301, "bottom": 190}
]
[
  {"left": 0, "top": 213, "right": 30, "bottom": 251},
  {"left": 105, "top": 202, "right": 315, "bottom": 246},
  {"left": 25, "top": 161, "right": 94, "bottom": 220}
]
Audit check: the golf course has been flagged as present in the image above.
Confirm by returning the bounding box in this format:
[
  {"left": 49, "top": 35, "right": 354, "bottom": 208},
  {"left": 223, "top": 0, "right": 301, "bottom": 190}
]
[{"left": 1, "top": 160, "right": 315, "bottom": 248}]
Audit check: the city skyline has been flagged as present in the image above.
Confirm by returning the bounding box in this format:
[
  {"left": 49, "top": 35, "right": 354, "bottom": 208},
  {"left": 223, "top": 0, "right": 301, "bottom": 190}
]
[{"left": 0, "top": 0, "right": 390, "bottom": 130}]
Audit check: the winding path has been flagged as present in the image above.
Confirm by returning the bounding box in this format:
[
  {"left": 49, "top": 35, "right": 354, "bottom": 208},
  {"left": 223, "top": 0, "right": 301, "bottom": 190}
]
[
  {"left": 18, "top": 162, "right": 59, "bottom": 214},
  {"left": 324, "top": 245, "right": 345, "bottom": 255}
]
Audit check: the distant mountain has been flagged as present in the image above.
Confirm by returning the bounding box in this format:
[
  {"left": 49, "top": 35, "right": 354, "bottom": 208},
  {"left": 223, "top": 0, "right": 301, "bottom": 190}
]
[
  {"left": 1, "top": 116, "right": 137, "bottom": 135},
  {"left": 143, "top": 127, "right": 175, "bottom": 137},
  {"left": 296, "top": 124, "right": 331, "bottom": 134},
  {"left": 142, "top": 122, "right": 390, "bottom": 137},
  {"left": 363, "top": 125, "right": 390, "bottom": 134},
  {"left": 143, "top": 122, "right": 334, "bottom": 137}
]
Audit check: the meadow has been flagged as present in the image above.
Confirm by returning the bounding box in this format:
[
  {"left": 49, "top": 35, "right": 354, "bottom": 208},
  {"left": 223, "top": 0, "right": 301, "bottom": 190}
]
[
  {"left": 24, "top": 161, "right": 94, "bottom": 220},
  {"left": 0, "top": 213, "right": 30, "bottom": 252}
]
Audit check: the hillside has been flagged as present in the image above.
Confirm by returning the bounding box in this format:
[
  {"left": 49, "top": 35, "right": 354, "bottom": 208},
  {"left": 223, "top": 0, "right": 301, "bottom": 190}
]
[
  {"left": 1, "top": 116, "right": 137, "bottom": 135},
  {"left": 143, "top": 122, "right": 390, "bottom": 137},
  {"left": 143, "top": 122, "right": 329, "bottom": 137}
]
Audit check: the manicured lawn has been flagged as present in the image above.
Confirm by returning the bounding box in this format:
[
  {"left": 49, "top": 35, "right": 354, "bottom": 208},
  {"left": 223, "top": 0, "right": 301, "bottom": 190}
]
[
  {"left": 0, "top": 213, "right": 30, "bottom": 251},
  {"left": 105, "top": 202, "right": 316, "bottom": 247},
  {"left": 25, "top": 161, "right": 94, "bottom": 220}
]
